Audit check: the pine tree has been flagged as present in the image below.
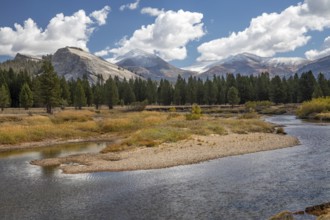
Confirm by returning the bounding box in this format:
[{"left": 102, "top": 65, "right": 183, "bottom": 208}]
[
  {"left": 269, "top": 76, "right": 285, "bottom": 104},
  {"left": 312, "top": 84, "right": 324, "bottom": 98},
  {"left": 104, "top": 77, "right": 119, "bottom": 109},
  {"left": 317, "top": 73, "right": 330, "bottom": 97},
  {"left": 74, "top": 80, "right": 87, "bottom": 110},
  {"left": 59, "top": 76, "right": 71, "bottom": 107},
  {"left": 0, "top": 84, "right": 11, "bottom": 111},
  {"left": 227, "top": 86, "right": 240, "bottom": 108},
  {"left": 93, "top": 83, "right": 103, "bottom": 110},
  {"left": 19, "top": 83, "right": 33, "bottom": 110},
  {"left": 38, "top": 61, "right": 61, "bottom": 114},
  {"left": 298, "top": 71, "right": 316, "bottom": 102},
  {"left": 82, "top": 75, "right": 93, "bottom": 106},
  {"left": 173, "top": 75, "right": 186, "bottom": 105}
]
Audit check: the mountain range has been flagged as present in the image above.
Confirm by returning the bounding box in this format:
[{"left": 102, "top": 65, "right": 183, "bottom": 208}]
[
  {"left": 1, "top": 47, "right": 330, "bottom": 83},
  {"left": 115, "top": 49, "right": 195, "bottom": 81},
  {"left": 197, "top": 53, "right": 330, "bottom": 79}
]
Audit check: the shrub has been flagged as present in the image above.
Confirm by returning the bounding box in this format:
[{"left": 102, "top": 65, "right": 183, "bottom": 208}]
[
  {"left": 127, "top": 100, "right": 148, "bottom": 112},
  {"left": 186, "top": 104, "right": 202, "bottom": 120},
  {"left": 296, "top": 97, "right": 330, "bottom": 118}
]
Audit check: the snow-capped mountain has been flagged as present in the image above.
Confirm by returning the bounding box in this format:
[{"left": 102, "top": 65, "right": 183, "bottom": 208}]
[
  {"left": 52, "top": 47, "right": 139, "bottom": 84},
  {"left": 198, "top": 53, "right": 311, "bottom": 78},
  {"left": 297, "top": 55, "right": 330, "bottom": 78},
  {"left": 116, "top": 49, "right": 195, "bottom": 81}
]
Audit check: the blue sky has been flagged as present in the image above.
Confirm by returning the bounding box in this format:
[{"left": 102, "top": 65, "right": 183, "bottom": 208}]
[{"left": 1, "top": 0, "right": 330, "bottom": 68}]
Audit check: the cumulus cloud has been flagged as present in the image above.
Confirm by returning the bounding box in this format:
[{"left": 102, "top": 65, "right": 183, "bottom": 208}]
[
  {"left": 141, "top": 7, "right": 164, "bottom": 16},
  {"left": 90, "top": 5, "right": 111, "bottom": 25},
  {"left": 0, "top": 6, "right": 110, "bottom": 57},
  {"left": 305, "top": 36, "right": 330, "bottom": 60},
  {"left": 100, "top": 8, "right": 205, "bottom": 61},
  {"left": 197, "top": 0, "right": 330, "bottom": 62},
  {"left": 120, "top": 0, "right": 140, "bottom": 11}
]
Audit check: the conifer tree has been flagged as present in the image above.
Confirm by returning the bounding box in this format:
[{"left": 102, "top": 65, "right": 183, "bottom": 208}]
[
  {"left": 0, "top": 84, "right": 11, "bottom": 111},
  {"left": 74, "top": 80, "right": 87, "bottom": 110},
  {"left": 38, "top": 61, "right": 61, "bottom": 114},
  {"left": 19, "top": 83, "right": 33, "bottom": 110},
  {"left": 227, "top": 86, "right": 240, "bottom": 108},
  {"left": 104, "top": 77, "right": 119, "bottom": 109}
]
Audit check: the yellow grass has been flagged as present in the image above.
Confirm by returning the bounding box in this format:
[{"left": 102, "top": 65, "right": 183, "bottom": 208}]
[{"left": 0, "top": 109, "right": 276, "bottom": 152}]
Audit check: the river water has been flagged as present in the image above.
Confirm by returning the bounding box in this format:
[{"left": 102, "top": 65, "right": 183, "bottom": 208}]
[{"left": 0, "top": 115, "right": 329, "bottom": 220}]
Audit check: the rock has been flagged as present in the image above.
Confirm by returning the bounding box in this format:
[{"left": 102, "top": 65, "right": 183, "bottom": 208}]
[
  {"left": 268, "top": 211, "right": 295, "bottom": 220},
  {"left": 52, "top": 47, "right": 139, "bottom": 84},
  {"left": 318, "top": 213, "right": 330, "bottom": 220},
  {"left": 305, "top": 202, "right": 330, "bottom": 216}
]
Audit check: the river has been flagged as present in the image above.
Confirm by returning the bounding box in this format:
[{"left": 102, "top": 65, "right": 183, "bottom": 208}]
[{"left": 0, "top": 115, "right": 329, "bottom": 219}]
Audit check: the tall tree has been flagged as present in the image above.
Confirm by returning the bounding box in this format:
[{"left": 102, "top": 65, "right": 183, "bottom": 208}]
[
  {"left": 269, "top": 76, "right": 285, "bottom": 104},
  {"left": 0, "top": 84, "right": 11, "bottom": 111},
  {"left": 298, "top": 71, "right": 316, "bottom": 102},
  {"left": 104, "top": 77, "right": 119, "bottom": 109},
  {"left": 93, "top": 83, "right": 103, "bottom": 110},
  {"left": 173, "top": 75, "right": 186, "bottom": 105},
  {"left": 19, "top": 83, "right": 33, "bottom": 110},
  {"left": 227, "top": 86, "right": 240, "bottom": 108},
  {"left": 59, "top": 76, "right": 71, "bottom": 107},
  {"left": 74, "top": 80, "right": 87, "bottom": 110},
  {"left": 317, "top": 73, "right": 330, "bottom": 97},
  {"left": 38, "top": 61, "right": 61, "bottom": 114}
]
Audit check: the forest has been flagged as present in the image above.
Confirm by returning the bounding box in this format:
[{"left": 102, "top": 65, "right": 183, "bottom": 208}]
[{"left": 0, "top": 60, "right": 330, "bottom": 113}]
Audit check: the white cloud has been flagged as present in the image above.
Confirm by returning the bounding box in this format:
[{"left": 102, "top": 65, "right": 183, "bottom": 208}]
[
  {"left": 0, "top": 6, "right": 110, "bottom": 57},
  {"left": 90, "top": 6, "right": 111, "bottom": 25},
  {"left": 141, "top": 7, "right": 164, "bottom": 16},
  {"left": 305, "top": 36, "right": 330, "bottom": 60},
  {"left": 197, "top": 0, "right": 330, "bottom": 62},
  {"left": 101, "top": 8, "right": 205, "bottom": 61},
  {"left": 120, "top": 0, "right": 140, "bottom": 11}
]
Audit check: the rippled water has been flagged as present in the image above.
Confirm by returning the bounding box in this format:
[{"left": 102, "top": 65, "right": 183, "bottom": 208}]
[{"left": 0, "top": 115, "right": 329, "bottom": 220}]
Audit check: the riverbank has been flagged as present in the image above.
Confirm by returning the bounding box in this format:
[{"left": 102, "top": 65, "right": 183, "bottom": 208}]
[{"left": 31, "top": 132, "right": 299, "bottom": 174}]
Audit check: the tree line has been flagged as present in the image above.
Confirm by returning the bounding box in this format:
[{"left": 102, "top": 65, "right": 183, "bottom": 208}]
[{"left": 0, "top": 61, "right": 330, "bottom": 113}]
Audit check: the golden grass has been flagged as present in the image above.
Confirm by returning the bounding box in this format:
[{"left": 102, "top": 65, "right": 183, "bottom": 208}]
[
  {"left": 0, "top": 108, "right": 276, "bottom": 152},
  {"left": 51, "top": 110, "right": 94, "bottom": 123}
]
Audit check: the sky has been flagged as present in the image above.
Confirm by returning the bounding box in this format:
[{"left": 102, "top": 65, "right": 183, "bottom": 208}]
[{"left": 1, "top": 0, "right": 330, "bottom": 68}]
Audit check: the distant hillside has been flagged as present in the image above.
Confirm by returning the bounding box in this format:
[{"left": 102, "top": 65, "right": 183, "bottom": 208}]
[{"left": 0, "top": 53, "right": 45, "bottom": 74}]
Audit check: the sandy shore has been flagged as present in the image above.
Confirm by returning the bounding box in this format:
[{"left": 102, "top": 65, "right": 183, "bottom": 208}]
[{"left": 31, "top": 133, "right": 299, "bottom": 174}]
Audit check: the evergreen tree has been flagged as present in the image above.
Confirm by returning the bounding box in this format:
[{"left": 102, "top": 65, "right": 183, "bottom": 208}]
[
  {"left": 74, "top": 80, "right": 87, "bottom": 110},
  {"left": 186, "top": 76, "right": 197, "bottom": 104},
  {"left": 269, "top": 76, "right": 285, "bottom": 104},
  {"left": 317, "top": 73, "right": 330, "bottom": 97},
  {"left": 82, "top": 75, "right": 93, "bottom": 106},
  {"left": 38, "top": 61, "right": 61, "bottom": 114},
  {"left": 146, "top": 79, "right": 157, "bottom": 104},
  {"left": 159, "top": 79, "right": 172, "bottom": 105},
  {"left": 298, "top": 71, "right": 316, "bottom": 102},
  {"left": 0, "top": 84, "right": 11, "bottom": 111},
  {"left": 173, "top": 75, "right": 186, "bottom": 105},
  {"left": 227, "top": 86, "right": 240, "bottom": 107},
  {"left": 203, "top": 78, "right": 217, "bottom": 105},
  {"left": 93, "top": 83, "right": 103, "bottom": 110},
  {"left": 104, "top": 77, "right": 119, "bottom": 109},
  {"left": 256, "top": 72, "right": 270, "bottom": 101},
  {"left": 312, "top": 84, "right": 324, "bottom": 98},
  {"left": 59, "top": 76, "right": 71, "bottom": 107},
  {"left": 19, "top": 83, "right": 33, "bottom": 110}
]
